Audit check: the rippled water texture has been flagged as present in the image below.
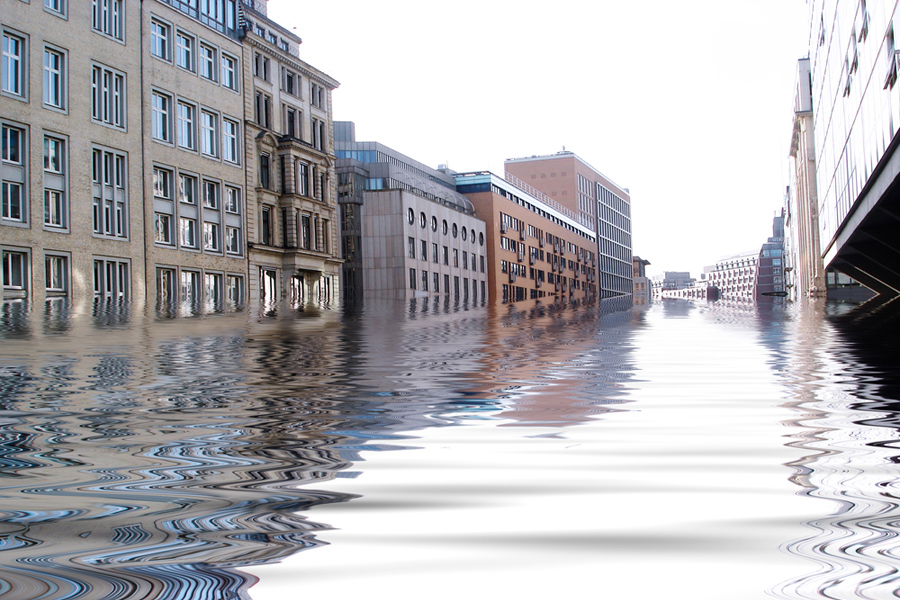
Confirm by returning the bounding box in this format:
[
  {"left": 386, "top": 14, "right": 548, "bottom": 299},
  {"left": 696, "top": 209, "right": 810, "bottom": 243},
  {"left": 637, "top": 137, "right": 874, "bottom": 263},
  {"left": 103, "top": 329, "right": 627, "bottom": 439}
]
[{"left": 1, "top": 298, "right": 900, "bottom": 599}]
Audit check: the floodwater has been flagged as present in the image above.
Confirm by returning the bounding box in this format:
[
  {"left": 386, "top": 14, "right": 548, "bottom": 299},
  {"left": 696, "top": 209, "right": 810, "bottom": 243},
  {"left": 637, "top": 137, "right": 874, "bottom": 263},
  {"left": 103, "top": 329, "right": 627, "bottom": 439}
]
[{"left": 1, "top": 297, "right": 899, "bottom": 600}]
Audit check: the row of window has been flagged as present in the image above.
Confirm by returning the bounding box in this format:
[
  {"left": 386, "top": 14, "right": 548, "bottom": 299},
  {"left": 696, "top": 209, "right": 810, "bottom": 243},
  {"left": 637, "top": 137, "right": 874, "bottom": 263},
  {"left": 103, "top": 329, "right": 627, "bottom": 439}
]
[
  {"left": 408, "top": 268, "right": 484, "bottom": 299},
  {"left": 2, "top": 30, "right": 69, "bottom": 111},
  {"left": 258, "top": 205, "right": 331, "bottom": 253},
  {"left": 157, "top": 266, "right": 244, "bottom": 311},
  {"left": 407, "top": 208, "right": 484, "bottom": 245},
  {"left": 151, "top": 90, "right": 240, "bottom": 163},
  {"left": 2, "top": 249, "right": 128, "bottom": 301},
  {"left": 151, "top": 16, "right": 239, "bottom": 91},
  {"left": 407, "top": 237, "right": 486, "bottom": 272}
]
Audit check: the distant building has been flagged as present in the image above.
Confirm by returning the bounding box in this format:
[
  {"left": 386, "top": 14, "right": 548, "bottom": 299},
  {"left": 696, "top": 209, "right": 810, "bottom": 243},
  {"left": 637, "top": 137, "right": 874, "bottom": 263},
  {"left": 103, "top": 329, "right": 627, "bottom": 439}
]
[
  {"left": 504, "top": 151, "right": 632, "bottom": 311},
  {"left": 633, "top": 256, "right": 651, "bottom": 306},
  {"left": 455, "top": 172, "right": 598, "bottom": 304},
  {"left": 704, "top": 253, "right": 758, "bottom": 302},
  {"left": 756, "top": 212, "right": 786, "bottom": 299},
  {"left": 334, "top": 123, "right": 487, "bottom": 302},
  {"left": 650, "top": 272, "right": 693, "bottom": 298}
]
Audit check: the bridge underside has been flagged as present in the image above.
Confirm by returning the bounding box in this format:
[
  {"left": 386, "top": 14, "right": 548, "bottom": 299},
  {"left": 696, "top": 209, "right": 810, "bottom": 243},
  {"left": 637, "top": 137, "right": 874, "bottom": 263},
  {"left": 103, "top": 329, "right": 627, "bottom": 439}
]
[{"left": 826, "top": 141, "right": 900, "bottom": 303}]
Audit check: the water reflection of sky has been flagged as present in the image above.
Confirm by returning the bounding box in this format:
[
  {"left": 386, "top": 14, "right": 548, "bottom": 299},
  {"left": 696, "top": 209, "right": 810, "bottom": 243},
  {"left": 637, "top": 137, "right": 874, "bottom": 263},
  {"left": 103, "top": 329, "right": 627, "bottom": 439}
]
[{"left": 1, "top": 299, "right": 900, "bottom": 599}]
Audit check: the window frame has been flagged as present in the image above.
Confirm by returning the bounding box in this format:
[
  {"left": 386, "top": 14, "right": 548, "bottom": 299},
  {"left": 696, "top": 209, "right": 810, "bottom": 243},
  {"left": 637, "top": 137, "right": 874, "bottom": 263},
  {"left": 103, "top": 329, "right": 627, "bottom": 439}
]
[
  {"left": 91, "top": 0, "right": 124, "bottom": 42},
  {"left": 150, "top": 18, "right": 171, "bottom": 62},
  {"left": 2, "top": 30, "right": 27, "bottom": 100},
  {"left": 43, "top": 45, "right": 67, "bottom": 111},
  {"left": 151, "top": 90, "right": 173, "bottom": 143}
]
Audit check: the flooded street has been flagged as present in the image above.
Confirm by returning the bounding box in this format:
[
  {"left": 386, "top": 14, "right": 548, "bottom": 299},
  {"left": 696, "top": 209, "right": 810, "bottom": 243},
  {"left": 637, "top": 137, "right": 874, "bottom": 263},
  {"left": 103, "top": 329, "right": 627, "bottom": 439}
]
[{"left": 1, "top": 299, "right": 899, "bottom": 599}]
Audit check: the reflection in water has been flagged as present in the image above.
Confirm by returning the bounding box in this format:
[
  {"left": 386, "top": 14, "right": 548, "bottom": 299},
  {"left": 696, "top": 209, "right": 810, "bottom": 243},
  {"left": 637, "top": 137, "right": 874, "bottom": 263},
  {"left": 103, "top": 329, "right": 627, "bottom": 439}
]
[
  {"left": 2, "top": 298, "right": 900, "bottom": 599},
  {"left": 773, "top": 304, "right": 900, "bottom": 599}
]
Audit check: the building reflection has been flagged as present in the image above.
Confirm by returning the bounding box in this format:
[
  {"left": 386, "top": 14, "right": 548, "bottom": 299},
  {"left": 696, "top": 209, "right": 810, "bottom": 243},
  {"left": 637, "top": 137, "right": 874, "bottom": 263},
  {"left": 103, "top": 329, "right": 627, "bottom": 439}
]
[{"left": 771, "top": 303, "right": 900, "bottom": 599}]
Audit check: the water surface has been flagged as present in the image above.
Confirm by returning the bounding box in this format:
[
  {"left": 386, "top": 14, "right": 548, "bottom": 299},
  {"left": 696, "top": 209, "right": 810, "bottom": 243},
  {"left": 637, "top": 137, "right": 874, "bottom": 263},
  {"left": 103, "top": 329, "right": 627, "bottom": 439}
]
[{"left": 1, "top": 298, "right": 898, "bottom": 599}]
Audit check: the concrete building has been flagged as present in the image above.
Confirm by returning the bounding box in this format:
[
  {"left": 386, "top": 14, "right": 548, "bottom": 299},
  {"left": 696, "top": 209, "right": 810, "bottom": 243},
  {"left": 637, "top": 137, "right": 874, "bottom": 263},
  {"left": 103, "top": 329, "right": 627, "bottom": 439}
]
[
  {"left": 650, "top": 271, "right": 693, "bottom": 298},
  {"left": 807, "top": 0, "right": 900, "bottom": 303},
  {"left": 756, "top": 211, "right": 787, "bottom": 299},
  {"left": 504, "top": 151, "right": 632, "bottom": 310},
  {"left": 786, "top": 57, "right": 826, "bottom": 301},
  {"left": 0, "top": 0, "right": 339, "bottom": 316},
  {"left": 633, "top": 256, "right": 651, "bottom": 307},
  {"left": 703, "top": 252, "right": 758, "bottom": 302},
  {"left": 334, "top": 123, "right": 487, "bottom": 302},
  {"left": 455, "top": 172, "right": 598, "bottom": 304},
  {"left": 241, "top": 2, "right": 341, "bottom": 309}
]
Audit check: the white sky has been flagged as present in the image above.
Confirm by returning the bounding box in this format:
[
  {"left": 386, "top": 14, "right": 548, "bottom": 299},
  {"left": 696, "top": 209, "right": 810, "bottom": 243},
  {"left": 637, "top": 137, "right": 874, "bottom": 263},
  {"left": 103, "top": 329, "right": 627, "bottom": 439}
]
[{"left": 268, "top": 0, "right": 811, "bottom": 277}]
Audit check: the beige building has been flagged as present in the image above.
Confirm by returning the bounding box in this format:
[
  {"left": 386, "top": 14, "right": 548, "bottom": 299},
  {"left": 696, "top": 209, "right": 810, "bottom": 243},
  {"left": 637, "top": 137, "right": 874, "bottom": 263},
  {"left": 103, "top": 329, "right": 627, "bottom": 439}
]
[
  {"left": 2, "top": 0, "right": 147, "bottom": 313},
  {"left": 240, "top": 3, "right": 341, "bottom": 309}
]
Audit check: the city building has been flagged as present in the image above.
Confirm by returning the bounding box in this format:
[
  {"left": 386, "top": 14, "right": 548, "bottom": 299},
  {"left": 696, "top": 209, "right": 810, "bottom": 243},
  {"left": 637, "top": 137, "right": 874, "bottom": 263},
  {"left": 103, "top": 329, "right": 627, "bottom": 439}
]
[
  {"left": 786, "top": 57, "right": 825, "bottom": 300},
  {"left": 807, "top": 0, "right": 900, "bottom": 302},
  {"left": 756, "top": 211, "right": 787, "bottom": 299},
  {"left": 241, "top": 2, "right": 341, "bottom": 308},
  {"left": 633, "top": 256, "right": 651, "bottom": 306},
  {"left": 650, "top": 271, "right": 693, "bottom": 298},
  {"left": 703, "top": 252, "right": 758, "bottom": 301},
  {"left": 0, "top": 0, "right": 338, "bottom": 315},
  {"left": 504, "top": 151, "right": 632, "bottom": 310},
  {"left": 334, "top": 123, "right": 487, "bottom": 302},
  {"left": 455, "top": 171, "right": 598, "bottom": 304}
]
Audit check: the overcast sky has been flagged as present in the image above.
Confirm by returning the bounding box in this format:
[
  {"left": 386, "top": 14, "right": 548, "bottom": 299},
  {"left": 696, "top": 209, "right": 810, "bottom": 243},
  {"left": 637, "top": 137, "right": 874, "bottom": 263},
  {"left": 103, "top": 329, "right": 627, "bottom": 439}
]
[{"left": 269, "top": 0, "right": 811, "bottom": 277}]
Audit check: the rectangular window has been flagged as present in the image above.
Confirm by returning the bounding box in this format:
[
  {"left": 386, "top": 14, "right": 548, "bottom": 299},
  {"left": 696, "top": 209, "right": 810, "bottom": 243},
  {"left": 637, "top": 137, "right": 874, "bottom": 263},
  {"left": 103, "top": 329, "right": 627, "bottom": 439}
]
[
  {"left": 421, "top": 239, "right": 427, "bottom": 260},
  {"left": 180, "top": 270, "right": 200, "bottom": 307},
  {"left": 199, "top": 43, "right": 216, "bottom": 81},
  {"left": 311, "top": 117, "right": 323, "bottom": 150},
  {"left": 91, "top": 64, "right": 125, "bottom": 129},
  {"left": 177, "top": 101, "right": 195, "bottom": 150},
  {"left": 255, "top": 91, "right": 271, "bottom": 129},
  {"left": 179, "top": 173, "right": 196, "bottom": 204},
  {"left": 2, "top": 123, "right": 27, "bottom": 225},
  {"left": 180, "top": 217, "right": 197, "bottom": 248},
  {"left": 310, "top": 82, "right": 324, "bottom": 108},
  {"left": 91, "top": 147, "right": 128, "bottom": 238},
  {"left": 432, "top": 242, "right": 438, "bottom": 263},
  {"left": 225, "top": 226, "right": 240, "bottom": 254},
  {"left": 151, "top": 91, "right": 171, "bottom": 142},
  {"left": 409, "top": 268, "right": 416, "bottom": 290},
  {"left": 154, "top": 212, "right": 173, "bottom": 244},
  {"left": 45, "top": 0, "right": 67, "bottom": 16},
  {"left": 93, "top": 257, "right": 129, "bottom": 300},
  {"left": 2, "top": 31, "right": 26, "bottom": 98},
  {"left": 150, "top": 20, "right": 170, "bottom": 60},
  {"left": 226, "top": 274, "right": 243, "bottom": 307},
  {"left": 221, "top": 53, "right": 237, "bottom": 90},
  {"left": 2, "top": 250, "right": 27, "bottom": 293},
  {"left": 422, "top": 270, "right": 428, "bottom": 292},
  {"left": 222, "top": 118, "right": 239, "bottom": 163},
  {"left": 200, "top": 110, "right": 217, "bottom": 156},
  {"left": 284, "top": 106, "right": 297, "bottom": 138},
  {"left": 408, "top": 236, "right": 416, "bottom": 259},
  {"left": 224, "top": 186, "right": 240, "bottom": 213},
  {"left": 301, "top": 214, "right": 311, "bottom": 249},
  {"left": 203, "top": 179, "right": 218, "bottom": 208},
  {"left": 204, "top": 272, "right": 222, "bottom": 311},
  {"left": 297, "top": 162, "right": 309, "bottom": 196},
  {"left": 92, "top": 0, "right": 123, "bottom": 41},
  {"left": 261, "top": 206, "right": 272, "bottom": 245},
  {"left": 175, "top": 32, "right": 194, "bottom": 71},
  {"left": 45, "top": 254, "right": 67, "bottom": 294},
  {"left": 43, "top": 47, "right": 65, "bottom": 109},
  {"left": 153, "top": 166, "right": 172, "bottom": 199},
  {"left": 259, "top": 153, "right": 270, "bottom": 189},
  {"left": 434, "top": 272, "right": 440, "bottom": 293},
  {"left": 203, "top": 221, "right": 219, "bottom": 252},
  {"left": 157, "top": 267, "right": 176, "bottom": 305},
  {"left": 443, "top": 246, "right": 449, "bottom": 266},
  {"left": 254, "top": 52, "right": 269, "bottom": 80},
  {"left": 44, "top": 190, "right": 65, "bottom": 228},
  {"left": 2, "top": 182, "right": 24, "bottom": 222},
  {"left": 2, "top": 124, "right": 22, "bottom": 164}
]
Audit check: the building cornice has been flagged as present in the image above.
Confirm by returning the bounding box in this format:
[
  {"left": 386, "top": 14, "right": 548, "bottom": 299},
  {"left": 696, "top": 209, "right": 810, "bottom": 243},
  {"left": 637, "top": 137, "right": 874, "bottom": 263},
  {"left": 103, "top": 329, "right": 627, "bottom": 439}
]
[{"left": 245, "top": 37, "right": 339, "bottom": 89}]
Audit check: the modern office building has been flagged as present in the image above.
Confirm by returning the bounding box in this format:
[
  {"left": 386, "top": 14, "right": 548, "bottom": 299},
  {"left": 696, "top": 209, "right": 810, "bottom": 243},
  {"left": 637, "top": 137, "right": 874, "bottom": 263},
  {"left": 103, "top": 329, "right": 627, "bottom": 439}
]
[
  {"left": 505, "top": 152, "right": 632, "bottom": 310},
  {"left": 455, "top": 171, "right": 598, "bottom": 304},
  {"left": 334, "top": 123, "right": 487, "bottom": 302},
  {"left": 807, "top": 0, "right": 900, "bottom": 301},
  {"left": 755, "top": 211, "right": 787, "bottom": 299},
  {"left": 241, "top": 2, "right": 341, "bottom": 308},
  {"left": 0, "top": 0, "right": 338, "bottom": 315},
  {"left": 632, "top": 256, "right": 651, "bottom": 306}
]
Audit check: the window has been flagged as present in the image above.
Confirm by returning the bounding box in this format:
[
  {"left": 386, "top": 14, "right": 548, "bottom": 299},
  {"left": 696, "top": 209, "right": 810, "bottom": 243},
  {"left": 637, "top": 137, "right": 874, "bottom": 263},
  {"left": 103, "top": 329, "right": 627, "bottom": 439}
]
[
  {"left": 254, "top": 52, "right": 269, "bottom": 80},
  {"left": 200, "top": 110, "right": 217, "bottom": 156},
  {"left": 43, "top": 136, "right": 66, "bottom": 228},
  {"left": 92, "top": 0, "right": 123, "bottom": 41},
  {"left": 282, "top": 68, "right": 297, "bottom": 96},
  {"left": 225, "top": 226, "right": 240, "bottom": 254},
  {"left": 221, "top": 54, "right": 237, "bottom": 90},
  {"left": 433, "top": 272, "right": 440, "bottom": 293},
  {"left": 45, "top": 254, "right": 67, "bottom": 295},
  {"left": 180, "top": 217, "right": 197, "bottom": 248},
  {"left": 151, "top": 20, "right": 170, "bottom": 60},
  {"left": 311, "top": 118, "right": 324, "bottom": 150},
  {"left": 409, "top": 268, "right": 416, "bottom": 290},
  {"left": 298, "top": 162, "right": 309, "bottom": 196},
  {"left": 284, "top": 106, "right": 298, "bottom": 138},
  {"left": 421, "top": 239, "right": 427, "bottom": 260},
  {"left": 43, "top": 47, "right": 66, "bottom": 109},
  {"left": 224, "top": 186, "right": 240, "bottom": 213},
  {"left": 453, "top": 248, "right": 459, "bottom": 267},
  {"left": 153, "top": 166, "right": 172, "bottom": 199},
  {"left": 151, "top": 91, "right": 172, "bottom": 142},
  {"left": 155, "top": 212, "right": 173, "bottom": 244},
  {"left": 432, "top": 242, "right": 438, "bottom": 263},
  {"left": 2, "top": 123, "right": 27, "bottom": 225},
  {"left": 222, "top": 118, "right": 239, "bottom": 163},
  {"left": 45, "top": 0, "right": 67, "bottom": 17},
  {"left": 175, "top": 32, "right": 194, "bottom": 71},
  {"left": 2, "top": 31, "right": 26, "bottom": 98},
  {"left": 199, "top": 43, "right": 216, "bottom": 81},
  {"left": 422, "top": 270, "right": 428, "bottom": 292},
  {"left": 300, "top": 214, "right": 311, "bottom": 249},
  {"left": 177, "top": 101, "right": 195, "bottom": 149},
  {"left": 91, "top": 64, "right": 125, "bottom": 129},
  {"left": 204, "top": 272, "right": 222, "bottom": 310},
  {"left": 261, "top": 206, "right": 272, "bottom": 245},
  {"left": 2, "top": 250, "right": 27, "bottom": 294},
  {"left": 203, "top": 180, "right": 218, "bottom": 208},
  {"left": 259, "top": 153, "right": 270, "bottom": 189},
  {"left": 203, "top": 222, "right": 219, "bottom": 252},
  {"left": 180, "top": 270, "right": 200, "bottom": 307},
  {"left": 179, "top": 173, "right": 196, "bottom": 204},
  {"left": 226, "top": 274, "right": 243, "bottom": 307},
  {"left": 91, "top": 147, "right": 128, "bottom": 238},
  {"left": 255, "top": 91, "right": 271, "bottom": 129},
  {"left": 310, "top": 82, "right": 324, "bottom": 108},
  {"left": 443, "top": 246, "right": 449, "bottom": 265},
  {"left": 408, "top": 236, "right": 416, "bottom": 259},
  {"left": 93, "top": 257, "right": 129, "bottom": 300}
]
